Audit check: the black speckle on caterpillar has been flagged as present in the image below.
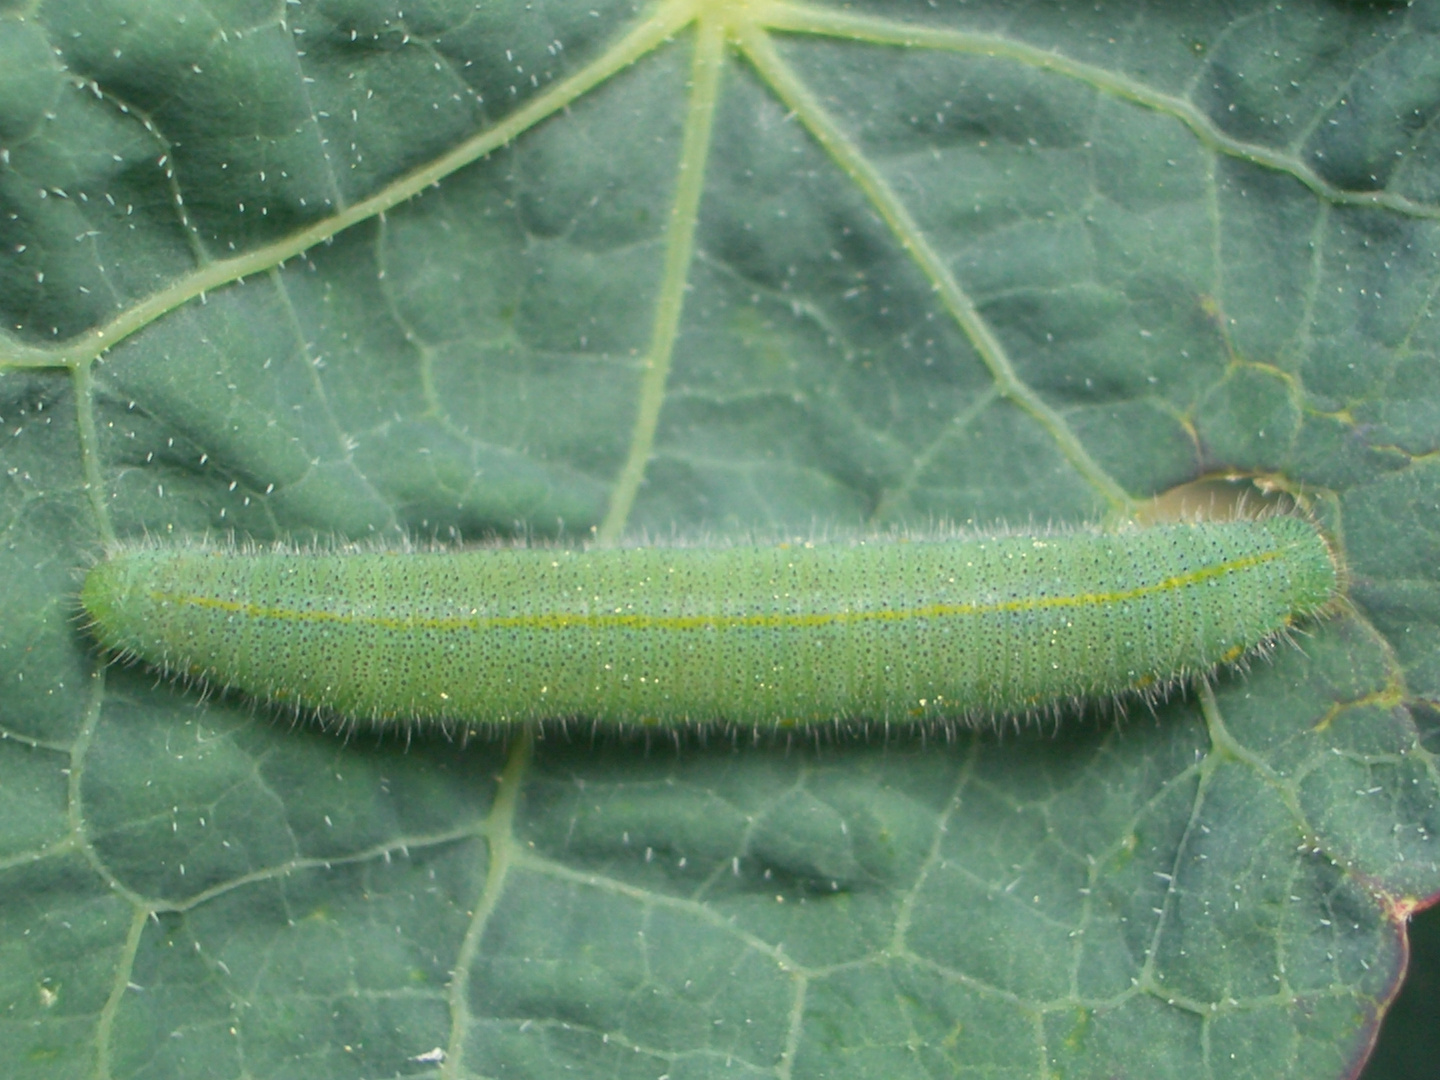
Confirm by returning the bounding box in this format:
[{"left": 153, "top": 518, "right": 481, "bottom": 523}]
[{"left": 79, "top": 516, "right": 1342, "bottom": 735}]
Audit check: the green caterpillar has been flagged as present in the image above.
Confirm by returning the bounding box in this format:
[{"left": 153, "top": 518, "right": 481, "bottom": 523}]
[{"left": 80, "top": 517, "right": 1340, "bottom": 731}]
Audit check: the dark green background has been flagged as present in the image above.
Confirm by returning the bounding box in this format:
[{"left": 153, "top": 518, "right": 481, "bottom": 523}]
[{"left": 1, "top": 2, "right": 1438, "bottom": 1077}]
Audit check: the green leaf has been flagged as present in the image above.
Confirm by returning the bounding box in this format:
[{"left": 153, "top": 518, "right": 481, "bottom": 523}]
[{"left": 3, "top": 2, "right": 1438, "bottom": 1077}]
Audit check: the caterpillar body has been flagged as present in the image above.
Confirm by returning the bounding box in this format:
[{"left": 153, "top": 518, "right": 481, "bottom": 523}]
[{"left": 80, "top": 517, "right": 1340, "bottom": 731}]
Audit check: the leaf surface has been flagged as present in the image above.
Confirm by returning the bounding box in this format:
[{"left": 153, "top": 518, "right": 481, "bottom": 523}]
[{"left": 2, "top": 2, "right": 1439, "bottom": 1077}]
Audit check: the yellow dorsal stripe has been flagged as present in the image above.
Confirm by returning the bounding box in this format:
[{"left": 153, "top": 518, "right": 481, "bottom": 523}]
[{"left": 145, "top": 545, "right": 1288, "bottom": 635}]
